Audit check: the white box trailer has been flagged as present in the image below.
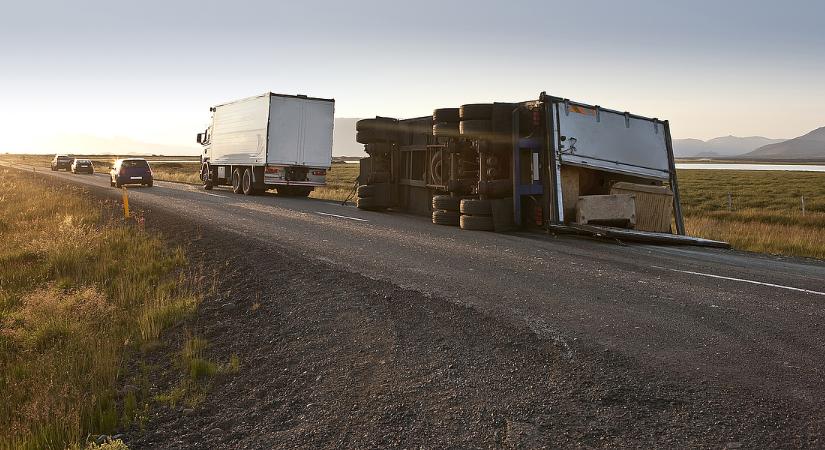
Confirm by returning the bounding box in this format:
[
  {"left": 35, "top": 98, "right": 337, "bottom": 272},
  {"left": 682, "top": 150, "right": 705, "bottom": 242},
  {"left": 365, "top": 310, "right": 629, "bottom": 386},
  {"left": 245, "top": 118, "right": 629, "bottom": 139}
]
[{"left": 197, "top": 92, "right": 335, "bottom": 196}]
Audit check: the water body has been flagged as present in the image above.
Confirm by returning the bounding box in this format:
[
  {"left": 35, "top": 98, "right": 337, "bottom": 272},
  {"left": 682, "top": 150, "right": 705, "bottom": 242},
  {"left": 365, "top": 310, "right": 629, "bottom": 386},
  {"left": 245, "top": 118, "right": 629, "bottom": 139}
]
[{"left": 675, "top": 163, "right": 825, "bottom": 172}]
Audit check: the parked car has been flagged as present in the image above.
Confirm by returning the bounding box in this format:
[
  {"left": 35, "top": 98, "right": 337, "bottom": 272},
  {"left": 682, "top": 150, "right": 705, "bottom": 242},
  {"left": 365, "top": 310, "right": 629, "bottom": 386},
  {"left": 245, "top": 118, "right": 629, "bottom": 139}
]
[
  {"left": 51, "top": 155, "right": 73, "bottom": 171},
  {"left": 71, "top": 158, "right": 94, "bottom": 174},
  {"left": 110, "top": 158, "right": 153, "bottom": 187}
]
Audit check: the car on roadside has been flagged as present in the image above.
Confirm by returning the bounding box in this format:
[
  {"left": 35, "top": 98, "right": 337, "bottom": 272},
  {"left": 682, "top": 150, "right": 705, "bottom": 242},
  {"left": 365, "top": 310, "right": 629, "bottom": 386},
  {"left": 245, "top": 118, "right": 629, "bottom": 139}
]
[
  {"left": 51, "top": 155, "right": 73, "bottom": 171},
  {"left": 71, "top": 158, "right": 94, "bottom": 174},
  {"left": 110, "top": 158, "right": 153, "bottom": 188}
]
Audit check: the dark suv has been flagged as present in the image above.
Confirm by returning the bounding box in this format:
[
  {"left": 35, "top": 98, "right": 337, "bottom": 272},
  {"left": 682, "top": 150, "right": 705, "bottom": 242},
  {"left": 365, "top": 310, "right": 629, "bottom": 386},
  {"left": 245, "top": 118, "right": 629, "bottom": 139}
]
[
  {"left": 51, "top": 155, "right": 73, "bottom": 171},
  {"left": 110, "top": 158, "right": 153, "bottom": 187}
]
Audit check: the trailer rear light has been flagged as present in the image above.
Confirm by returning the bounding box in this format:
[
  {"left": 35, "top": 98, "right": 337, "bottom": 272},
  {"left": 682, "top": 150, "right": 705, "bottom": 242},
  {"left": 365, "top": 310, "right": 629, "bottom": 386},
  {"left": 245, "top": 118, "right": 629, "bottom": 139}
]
[
  {"left": 311, "top": 170, "right": 326, "bottom": 176},
  {"left": 265, "top": 167, "right": 280, "bottom": 174},
  {"left": 120, "top": 168, "right": 126, "bottom": 175}
]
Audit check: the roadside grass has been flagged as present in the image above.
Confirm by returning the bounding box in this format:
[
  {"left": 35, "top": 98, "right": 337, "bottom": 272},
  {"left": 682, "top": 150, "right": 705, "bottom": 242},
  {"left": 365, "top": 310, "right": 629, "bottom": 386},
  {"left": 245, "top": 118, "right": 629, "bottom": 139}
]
[
  {"left": 678, "top": 170, "right": 825, "bottom": 258},
  {"left": 153, "top": 336, "right": 240, "bottom": 410},
  {"left": 310, "top": 163, "right": 359, "bottom": 202},
  {"left": 143, "top": 161, "right": 360, "bottom": 202},
  {"left": 146, "top": 163, "right": 201, "bottom": 185},
  {"left": 0, "top": 168, "right": 201, "bottom": 449}
]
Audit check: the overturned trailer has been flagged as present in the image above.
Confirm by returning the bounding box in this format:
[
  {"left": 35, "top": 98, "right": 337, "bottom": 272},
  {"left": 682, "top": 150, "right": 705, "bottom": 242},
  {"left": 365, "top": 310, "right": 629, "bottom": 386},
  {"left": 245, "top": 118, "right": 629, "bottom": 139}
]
[{"left": 354, "top": 92, "right": 726, "bottom": 247}]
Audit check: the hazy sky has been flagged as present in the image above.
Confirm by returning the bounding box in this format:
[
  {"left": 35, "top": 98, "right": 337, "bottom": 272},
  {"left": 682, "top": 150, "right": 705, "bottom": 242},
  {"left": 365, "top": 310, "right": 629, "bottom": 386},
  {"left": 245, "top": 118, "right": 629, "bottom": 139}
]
[{"left": 2, "top": 0, "right": 824, "bottom": 153}]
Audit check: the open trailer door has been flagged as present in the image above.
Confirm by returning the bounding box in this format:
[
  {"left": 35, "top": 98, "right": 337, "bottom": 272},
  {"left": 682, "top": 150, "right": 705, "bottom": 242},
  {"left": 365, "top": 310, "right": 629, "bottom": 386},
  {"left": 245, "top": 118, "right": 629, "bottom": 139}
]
[{"left": 545, "top": 97, "right": 685, "bottom": 234}]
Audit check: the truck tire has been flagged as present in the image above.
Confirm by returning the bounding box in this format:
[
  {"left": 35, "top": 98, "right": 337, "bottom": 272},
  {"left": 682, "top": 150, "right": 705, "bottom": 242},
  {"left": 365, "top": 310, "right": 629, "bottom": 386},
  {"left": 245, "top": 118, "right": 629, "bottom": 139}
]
[
  {"left": 357, "top": 118, "right": 398, "bottom": 144},
  {"left": 460, "top": 104, "right": 493, "bottom": 120},
  {"left": 432, "top": 195, "right": 461, "bottom": 211},
  {"left": 231, "top": 168, "right": 243, "bottom": 194},
  {"left": 356, "top": 129, "right": 398, "bottom": 144},
  {"left": 432, "top": 209, "right": 460, "bottom": 226},
  {"left": 356, "top": 117, "right": 397, "bottom": 132},
  {"left": 433, "top": 108, "right": 460, "bottom": 123},
  {"left": 460, "top": 214, "right": 495, "bottom": 231},
  {"left": 202, "top": 164, "right": 214, "bottom": 190},
  {"left": 432, "top": 122, "right": 460, "bottom": 138},
  {"left": 242, "top": 168, "right": 255, "bottom": 195},
  {"left": 459, "top": 120, "right": 493, "bottom": 137},
  {"left": 356, "top": 197, "right": 385, "bottom": 211},
  {"left": 357, "top": 184, "right": 376, "bottom": 198},
  {"left": 460, "top": 198, "right": 492, "bottom": 215}
]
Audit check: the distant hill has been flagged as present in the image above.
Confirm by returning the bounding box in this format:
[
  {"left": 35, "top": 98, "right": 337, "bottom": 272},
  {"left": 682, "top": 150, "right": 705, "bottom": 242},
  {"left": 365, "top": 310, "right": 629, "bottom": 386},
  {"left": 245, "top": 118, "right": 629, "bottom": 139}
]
[
  {"left": 673, "top": 135, "right": 785, "bottom": 158},
  {"left": 741, "top": 127, "right": 825, "bottom": 159},
  {"left": 333, "top": 118, "right": 364, "bottom": 157}
]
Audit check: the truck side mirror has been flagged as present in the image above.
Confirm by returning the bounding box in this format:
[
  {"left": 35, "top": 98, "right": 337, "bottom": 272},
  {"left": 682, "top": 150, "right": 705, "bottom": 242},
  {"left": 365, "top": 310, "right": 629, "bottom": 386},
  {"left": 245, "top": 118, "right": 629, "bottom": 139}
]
[{"left": 196, "top": 133, "right": 203, "bottom": 144}]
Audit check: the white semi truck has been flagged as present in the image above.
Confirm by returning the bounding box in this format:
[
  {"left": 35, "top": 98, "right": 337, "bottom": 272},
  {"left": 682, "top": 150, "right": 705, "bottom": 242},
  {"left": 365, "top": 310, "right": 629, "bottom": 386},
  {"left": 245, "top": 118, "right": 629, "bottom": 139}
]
[{"left": 197, "top": 92, "right": 335, "bottom": 196}]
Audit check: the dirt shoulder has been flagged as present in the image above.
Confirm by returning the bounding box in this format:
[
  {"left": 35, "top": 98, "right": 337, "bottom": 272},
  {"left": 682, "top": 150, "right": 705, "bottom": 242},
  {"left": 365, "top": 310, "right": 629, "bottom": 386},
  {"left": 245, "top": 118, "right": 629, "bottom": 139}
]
[{"left": 106, "top": 194, "right": 822, "bottom": 449}]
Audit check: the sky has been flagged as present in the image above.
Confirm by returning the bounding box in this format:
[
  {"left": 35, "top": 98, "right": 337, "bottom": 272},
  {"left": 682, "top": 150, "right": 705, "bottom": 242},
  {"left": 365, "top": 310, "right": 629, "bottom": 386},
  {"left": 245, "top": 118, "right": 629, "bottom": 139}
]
[{"left": 1, "top": 0, "right": 824, "bottom": 155}]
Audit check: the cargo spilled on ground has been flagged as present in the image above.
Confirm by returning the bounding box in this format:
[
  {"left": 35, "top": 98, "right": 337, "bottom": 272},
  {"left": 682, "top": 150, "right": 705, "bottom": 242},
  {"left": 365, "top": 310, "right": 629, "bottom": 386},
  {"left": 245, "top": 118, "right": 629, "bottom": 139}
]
[{"left": 0, "top": 168, "right": 209, "bottom": 449}]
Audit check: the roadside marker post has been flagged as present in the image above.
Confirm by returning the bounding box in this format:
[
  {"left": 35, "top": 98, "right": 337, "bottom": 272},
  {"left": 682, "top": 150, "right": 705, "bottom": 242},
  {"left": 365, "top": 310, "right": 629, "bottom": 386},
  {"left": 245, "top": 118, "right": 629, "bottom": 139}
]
[
  {"left": 122, "top": 186, "right": 130, "bottom": 218},
  {"left": 802, "top": 196, "right": 806, "bottom": 216}
]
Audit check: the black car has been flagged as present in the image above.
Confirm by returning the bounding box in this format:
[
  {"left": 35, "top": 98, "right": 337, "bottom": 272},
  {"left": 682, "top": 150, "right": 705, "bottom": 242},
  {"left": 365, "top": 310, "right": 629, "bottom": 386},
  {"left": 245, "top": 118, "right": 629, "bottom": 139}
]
[
  {"left": 71, "top": 158, "right": 94, "bottom": 174},
  {"left": 51, "top": 155, "right": 72, "bottom": 171}
]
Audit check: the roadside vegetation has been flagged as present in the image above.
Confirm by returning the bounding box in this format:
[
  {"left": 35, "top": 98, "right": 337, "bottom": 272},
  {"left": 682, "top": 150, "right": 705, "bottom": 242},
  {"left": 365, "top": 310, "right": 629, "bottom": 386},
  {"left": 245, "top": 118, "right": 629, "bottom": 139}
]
[
  {"left": 678, "top": 170, "right": 825, "bottom": 258},
  {"left": 0, "top": 168, "right": 201, "bottom": 449}
]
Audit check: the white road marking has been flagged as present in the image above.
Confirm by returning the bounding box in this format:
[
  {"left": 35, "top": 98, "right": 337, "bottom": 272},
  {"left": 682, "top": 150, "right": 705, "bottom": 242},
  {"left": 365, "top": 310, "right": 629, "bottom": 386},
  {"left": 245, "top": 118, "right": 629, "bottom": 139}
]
[
  {"left": 315, "top": 212, "right": 368, "bottom": 222},
  {"left": 201, "top": 192, "right": 228, "bottom": 198},
  {"left": 654, "top": 266, "right": 825, "bottom": 297}
]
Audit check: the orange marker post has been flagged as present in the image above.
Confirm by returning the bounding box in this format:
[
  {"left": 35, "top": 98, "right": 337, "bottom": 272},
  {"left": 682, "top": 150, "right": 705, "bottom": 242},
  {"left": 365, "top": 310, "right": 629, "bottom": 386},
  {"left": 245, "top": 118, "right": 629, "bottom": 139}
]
[{"left": 122, "top": 186, "right": 130, "bottom": 218}]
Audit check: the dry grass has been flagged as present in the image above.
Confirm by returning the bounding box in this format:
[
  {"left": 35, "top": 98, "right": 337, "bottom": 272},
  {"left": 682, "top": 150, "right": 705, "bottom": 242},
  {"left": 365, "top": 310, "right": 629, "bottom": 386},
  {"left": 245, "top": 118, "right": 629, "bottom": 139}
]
[
  {"left": 135, "top": 160, "right": 359, "bottom": 201},
  {"left": 147, "top": 163, "right": 201, "bottom": 185},
  {"left": 310, "top": 163, "right": 359, "bottom": 202},
  {"left": 0, "top": 168, "right": 200, "bottom": 449},
  {"left": 678, "top": 169, "right": 825, "bottom": 258}
]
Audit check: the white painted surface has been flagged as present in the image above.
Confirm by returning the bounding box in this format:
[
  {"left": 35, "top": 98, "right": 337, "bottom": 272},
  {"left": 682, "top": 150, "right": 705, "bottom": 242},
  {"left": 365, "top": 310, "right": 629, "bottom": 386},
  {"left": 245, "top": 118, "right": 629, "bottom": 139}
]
[
  {"left": 209, "top": 94, "right": 269, "bottom": 165},
  {"left": 267, "top": 96, "right": 334, "bottom": 168},
  {"left": 207, "top": 94, "right": 334, "bottom": 169},
  {"left": 654, "top": 266, "right": 825, "bottom": 296},
  {"left": 557, "top": 102, "right": 671, "bottom": 180},
  {"left": 316, "top": 212, "right": 368, "bottom": 222}
]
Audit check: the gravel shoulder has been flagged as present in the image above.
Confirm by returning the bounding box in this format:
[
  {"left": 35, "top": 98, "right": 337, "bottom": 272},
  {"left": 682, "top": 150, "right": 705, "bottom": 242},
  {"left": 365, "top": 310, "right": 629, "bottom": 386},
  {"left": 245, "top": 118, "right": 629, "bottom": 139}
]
[{"left": 120, "top": 200, "right": 820, "bottom": 449}]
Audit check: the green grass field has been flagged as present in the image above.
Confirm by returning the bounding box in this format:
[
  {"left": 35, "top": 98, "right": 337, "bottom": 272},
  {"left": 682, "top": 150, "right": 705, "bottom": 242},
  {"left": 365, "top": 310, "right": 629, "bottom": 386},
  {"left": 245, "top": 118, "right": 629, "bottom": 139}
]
[{"left": 0, "top": 168, "right": 201, "bottom": 449}]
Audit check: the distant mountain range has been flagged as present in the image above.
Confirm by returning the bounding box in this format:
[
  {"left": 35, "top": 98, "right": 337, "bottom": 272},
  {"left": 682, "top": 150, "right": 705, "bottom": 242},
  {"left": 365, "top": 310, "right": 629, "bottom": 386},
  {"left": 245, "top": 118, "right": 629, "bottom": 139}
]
[
  {"left": 333, "top": 118, "right": 363, "bottom": 157},
  {"left": 667, "top": 127, "right": 825, "bottom": 160},
  {"left": 740, "top": 127, "right": 825, "bottom": 160},
  {"left": 672, "top": 136, "right": 786, "bottom": 158}
]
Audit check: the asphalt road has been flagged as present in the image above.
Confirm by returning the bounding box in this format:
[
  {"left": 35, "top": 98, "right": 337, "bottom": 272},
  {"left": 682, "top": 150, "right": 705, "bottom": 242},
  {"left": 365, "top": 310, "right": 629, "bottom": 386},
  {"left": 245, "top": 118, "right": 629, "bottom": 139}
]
[{"left": 8, "top": 162, "right": 825, "bottom": 414}]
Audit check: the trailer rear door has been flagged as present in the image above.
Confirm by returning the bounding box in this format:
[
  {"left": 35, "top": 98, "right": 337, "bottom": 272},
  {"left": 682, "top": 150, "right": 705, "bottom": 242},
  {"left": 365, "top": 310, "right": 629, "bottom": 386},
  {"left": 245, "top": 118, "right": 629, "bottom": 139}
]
[
  {"left": 299, "top": 99, "right": 334, "bottom": 168},
  {"left": 554, "top": 101, "right": 671, "bottom": 180},
  {"left": 267, "top": 95, "right": 334, "bottom": 168}
]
